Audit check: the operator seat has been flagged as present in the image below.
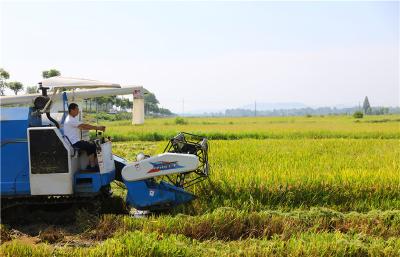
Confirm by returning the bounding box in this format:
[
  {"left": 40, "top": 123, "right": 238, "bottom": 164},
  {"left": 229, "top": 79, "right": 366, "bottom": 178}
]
[{"left": 63, "top": 135, "right": 84, "bottom": 157}]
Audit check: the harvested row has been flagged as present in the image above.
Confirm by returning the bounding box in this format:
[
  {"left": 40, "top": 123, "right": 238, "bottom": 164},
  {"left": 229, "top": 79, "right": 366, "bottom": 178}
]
[
  {"left": 2, "top": 230, "right": 400, "bottom": 257},
  {"left": 118, "top": 208, "right": 400, "bottom": 241},
  {"left": 3, "top": 207, "right": 399, "bottom": 245}
]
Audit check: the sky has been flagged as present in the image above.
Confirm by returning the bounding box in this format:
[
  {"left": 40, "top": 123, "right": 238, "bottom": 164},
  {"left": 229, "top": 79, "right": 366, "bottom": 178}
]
[{"left": 0, "top": 1, "right": 398, "bottom": 113}]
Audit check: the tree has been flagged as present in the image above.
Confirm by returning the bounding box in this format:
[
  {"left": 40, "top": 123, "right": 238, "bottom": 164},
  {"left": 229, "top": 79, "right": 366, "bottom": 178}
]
[
  {"left": 121, "top": 98, "right": 132, "bottom": 110},
  {"left": 144, "top": 91, "right": 160, "bottom": 114},
  {"left": 7, "top": 81, "right": 24, "bottom": 95},
  {"left": 363, "top": 96, "right": 371, "bottom": 114},
  {"left": 353, "top": 111, "right": 363, "bottom": 118},
  {"left": 373, "top": 107, "right": 390, "bottom": 115},
  {"left": 114, "top": 97, "right": 131, "bottom": 111},
  {"left": 94, "top": 96, "right": 116, "bottom": 112},
  {"left": 42, "top": 69, "right": 61, "bottom": 78},
  {"left": 144, "top": 91, "right": 159, "bottom": 105},
  {"left": 0, "top": 68, "right": 10, "bottom": 96},
  {"left": 26, "top": 85, "right": 38, "bottom": 94},
  {"left": 159, "top": 107, "right": 173, "bottom": 116}
]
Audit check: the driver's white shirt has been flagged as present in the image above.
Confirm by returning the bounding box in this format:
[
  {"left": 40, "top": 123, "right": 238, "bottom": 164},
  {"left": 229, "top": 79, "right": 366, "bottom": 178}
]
[{"left": 64, "top": 114, "right": 83, "bottom": 144}]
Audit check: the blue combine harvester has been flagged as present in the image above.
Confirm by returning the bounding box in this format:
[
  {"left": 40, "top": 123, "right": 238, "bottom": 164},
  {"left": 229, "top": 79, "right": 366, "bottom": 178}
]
[{"left": 0, "top": 77, "right": 209, "bottom": 211}]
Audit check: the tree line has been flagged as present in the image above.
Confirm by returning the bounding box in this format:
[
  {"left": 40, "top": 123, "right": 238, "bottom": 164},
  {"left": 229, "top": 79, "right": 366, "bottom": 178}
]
[
  {"left": 0, "top": 68, "right": 62, "bottom": 95},
  {"left": 0, "top": 68, "right": 25, "bottom": 95},
  {"left": 223, "top": 97, "right": 397, "bottom": 117}
]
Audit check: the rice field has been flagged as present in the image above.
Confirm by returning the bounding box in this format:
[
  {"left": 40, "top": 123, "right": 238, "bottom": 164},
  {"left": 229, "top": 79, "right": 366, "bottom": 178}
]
[
  {"left": 101, "top": 115, "right": 400, "bottom": 141},
  {"left": 113, "top": 138, "right": 400, "bottom": 213},
  {"left": 1, "top": 115, "right": 400, "bottom": 256}
]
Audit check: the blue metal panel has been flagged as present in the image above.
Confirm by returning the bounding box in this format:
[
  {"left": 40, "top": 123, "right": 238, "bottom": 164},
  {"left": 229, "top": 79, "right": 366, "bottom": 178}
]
[
  {"left": 74, "top": 170, "right": 115, "bottom": 193},
  {"left": 1, "top": 107, "right": 31, "bottom": 196},
  {"left": 123, "top": 179, "right": 195, "bottom": 210},
  {"left": 1, "top": 109, "right": 29, "bottom": 140},
  {"left": 1, "top": 143, "right": 30, "bottom": 195},
  {"left": 74, "top": 172, "right": 101, "bottom": 193},
  {"left": 101, "top": 169, "right": 115, "bottom": 185}
]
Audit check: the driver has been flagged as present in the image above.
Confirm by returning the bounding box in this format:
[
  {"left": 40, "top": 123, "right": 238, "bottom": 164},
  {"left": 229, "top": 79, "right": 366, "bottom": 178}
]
[{"left": 64, "top": 103, "right": 105, "bottom": 171}]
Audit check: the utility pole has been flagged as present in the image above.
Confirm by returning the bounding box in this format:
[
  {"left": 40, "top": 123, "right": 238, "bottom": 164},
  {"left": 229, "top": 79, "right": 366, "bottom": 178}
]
[
  {"left": 95, "top": 98, "right": 98, "bottom": 124},
  {"left": 182, "top": 98, "right": 185, "bottom": 117},
  {"left": 254, "top": 101, "right": 257, "bottom": 117}
]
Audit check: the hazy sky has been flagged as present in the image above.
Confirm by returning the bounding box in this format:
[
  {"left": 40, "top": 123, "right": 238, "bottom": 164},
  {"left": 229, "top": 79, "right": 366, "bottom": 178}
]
[{"left": 1, "top": 1, "right": 398, "bottom": 112}]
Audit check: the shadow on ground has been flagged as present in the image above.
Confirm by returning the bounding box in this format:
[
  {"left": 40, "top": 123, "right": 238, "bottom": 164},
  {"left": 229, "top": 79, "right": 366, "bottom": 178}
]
[{"left": 1, "top": 196, "right": 128, "bottom": 246}]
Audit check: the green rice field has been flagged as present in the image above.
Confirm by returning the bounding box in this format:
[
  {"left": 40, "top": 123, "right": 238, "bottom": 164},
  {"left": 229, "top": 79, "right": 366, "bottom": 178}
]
[{"left": 1, "top": 115, "right": 400, "bottom": 256}]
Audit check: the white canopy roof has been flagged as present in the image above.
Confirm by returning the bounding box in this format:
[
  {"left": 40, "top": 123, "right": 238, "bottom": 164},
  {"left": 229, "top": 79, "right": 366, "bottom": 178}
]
[
  {"left": 40, "top": 76, "right": 121, "bottom": 89},
  {"left": 0, "top": 86, "right": 143, "bottom": 106}
]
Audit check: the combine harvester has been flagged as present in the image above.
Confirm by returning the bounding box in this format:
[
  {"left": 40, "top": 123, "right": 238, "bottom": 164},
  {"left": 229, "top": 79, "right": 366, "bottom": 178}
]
[{"left": 0, "top": 77, "right": 209, "bottom": 212}]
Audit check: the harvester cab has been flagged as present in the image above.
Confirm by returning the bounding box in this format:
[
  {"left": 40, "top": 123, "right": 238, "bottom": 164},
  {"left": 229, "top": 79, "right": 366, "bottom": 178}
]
[{"left": 0, "top": 77, "right": 209, "bottom": 212}]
